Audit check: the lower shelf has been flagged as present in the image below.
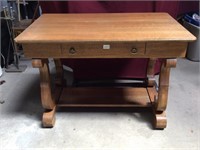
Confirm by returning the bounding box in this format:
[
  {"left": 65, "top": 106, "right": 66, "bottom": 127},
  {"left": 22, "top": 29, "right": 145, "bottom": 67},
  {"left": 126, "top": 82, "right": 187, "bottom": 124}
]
[{"left": 58, "top": 87, "right": 155, "bottom": 107}]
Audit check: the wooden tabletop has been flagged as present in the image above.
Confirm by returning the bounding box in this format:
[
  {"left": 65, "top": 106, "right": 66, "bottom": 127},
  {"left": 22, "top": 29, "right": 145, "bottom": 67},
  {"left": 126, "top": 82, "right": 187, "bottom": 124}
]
[{"left": 15, "top": 13, "right": 196, "bottom": 43}]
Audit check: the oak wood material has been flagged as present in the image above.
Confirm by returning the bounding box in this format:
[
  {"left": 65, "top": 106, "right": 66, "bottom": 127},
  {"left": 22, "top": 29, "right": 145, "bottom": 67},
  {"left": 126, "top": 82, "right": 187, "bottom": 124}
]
[
  {"left": 146, "top": 42, "right": 188, "bottom": 57},
  {"left": 22, "top": 42, "right": 189, "bottom": 58},
  {"left": 15, "top": 13, "right": 196, "bottom": 43},
  {"left": 147, "top": 58, "right": 157, "bottom": 86},
  {"left": 61, "top": 42, "right": 145, "bottom": 58},
  {"left": 32, "top": 59, "right": 55, "bottom": 110},
  {"left": 58, "top": 87, "right": 151, "bottom": 107},
  {"left": 32, "top": 59, "right": 45, "bottom": 68},
  {"left": 154, "top": 111, "right": 167, "bottom": 129},
  {"left": 15, "top": 13, "right": 195, "bottom": 59},
  {"left": 14, "top": 13, "right": 196, "bottom": 129},
  {"left": 156, "top": 59, "right": 177, "bottom": 111},
  {"left": 43, "top": 106, "right": 56, "bottom": 127},
  {"left": 21, "top": 42, "right": 189, "bottom": 59},
  {"left": 147, "top": 87, "right": 157, "bottom": 104},
  {"left": 23, "top": 44, "right": 62, "bottom": 58}
]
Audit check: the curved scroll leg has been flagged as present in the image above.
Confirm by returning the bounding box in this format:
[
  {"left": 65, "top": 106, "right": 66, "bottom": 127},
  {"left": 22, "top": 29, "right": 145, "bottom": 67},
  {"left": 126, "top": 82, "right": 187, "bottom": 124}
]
[
  {"left": 32, "top": 59, "right": 56, "bottom": 127},
  {"left": 156, "top": 59, "right": 177, "bottom": 111},
  {"left": 153, "top": 59, "right": 177, "bottom": 129}
]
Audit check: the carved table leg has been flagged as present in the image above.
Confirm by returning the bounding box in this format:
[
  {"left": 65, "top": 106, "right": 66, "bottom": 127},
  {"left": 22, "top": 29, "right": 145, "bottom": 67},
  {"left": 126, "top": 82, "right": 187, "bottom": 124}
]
[
  {"left": 32, "top": 59, "right": 56, "bottom": 127},
  {"left": 154, "top": 59, "right": 177, "bottom": 129}
]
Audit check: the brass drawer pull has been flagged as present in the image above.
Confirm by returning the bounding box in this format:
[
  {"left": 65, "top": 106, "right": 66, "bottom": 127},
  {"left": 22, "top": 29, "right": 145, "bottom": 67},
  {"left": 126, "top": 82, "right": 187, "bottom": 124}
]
[
  {"left": 131, "top": 48, "right": 138, "bottom": 54},
  {"left": 69, "top": 47, "right": 76, "bottom": 54}
]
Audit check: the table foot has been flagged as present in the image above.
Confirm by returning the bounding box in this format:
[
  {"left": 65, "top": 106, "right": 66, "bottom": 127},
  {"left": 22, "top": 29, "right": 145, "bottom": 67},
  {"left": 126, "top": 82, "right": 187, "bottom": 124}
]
[
  {"left": 43, "top": 106, "right": 56, "bottom": 128},
  {"left": 154, "top": 111, "right": 167, "bottom": 129}
]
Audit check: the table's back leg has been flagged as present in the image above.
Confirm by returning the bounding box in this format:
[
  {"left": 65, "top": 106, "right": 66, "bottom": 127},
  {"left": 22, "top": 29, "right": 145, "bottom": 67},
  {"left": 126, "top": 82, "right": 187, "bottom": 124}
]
[
  {"left": 154, "top": 59, "right": 177, "bottom": 129},
  {"left": 147, "top": 58, "right": 157, "bottom": 87},
  {"left": 32, "top": 59, "right": 56, "bottom": 127},
  {"left": 54, "top": 59, "right": 66, "bottom": 86},
  {"left": 53, "top": 58, "right": 65, "bottom": 112}
]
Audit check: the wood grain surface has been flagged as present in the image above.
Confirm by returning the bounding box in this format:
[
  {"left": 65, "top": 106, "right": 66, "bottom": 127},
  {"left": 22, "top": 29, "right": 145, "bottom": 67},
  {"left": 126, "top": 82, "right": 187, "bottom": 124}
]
[
  {"left": 58, "top": 87, "right": 151, "bottom": 107},
  {"left": 15, "top": 13, "right": 196, "bottom": 43}
]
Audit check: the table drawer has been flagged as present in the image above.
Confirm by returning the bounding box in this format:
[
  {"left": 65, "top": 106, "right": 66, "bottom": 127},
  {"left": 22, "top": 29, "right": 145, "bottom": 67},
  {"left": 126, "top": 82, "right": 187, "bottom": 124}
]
[
  {"left": 146, "top": 42, "right": 188, "bottom": 57},
  {"left": 23, "top": 44, "right": 61, "bottom": 58},
  {"left": 61, "top": 42, "right": 145, "bottom": 58}
]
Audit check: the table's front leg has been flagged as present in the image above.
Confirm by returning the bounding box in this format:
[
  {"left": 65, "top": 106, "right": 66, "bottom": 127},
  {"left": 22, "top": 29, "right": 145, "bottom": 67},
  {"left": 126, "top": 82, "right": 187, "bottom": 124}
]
[
  {"left": 154, "top": 59, "right": 177, "bottom": 129},
  {"left": 32, "top": 59, "right": 56, "bottom": 127}
]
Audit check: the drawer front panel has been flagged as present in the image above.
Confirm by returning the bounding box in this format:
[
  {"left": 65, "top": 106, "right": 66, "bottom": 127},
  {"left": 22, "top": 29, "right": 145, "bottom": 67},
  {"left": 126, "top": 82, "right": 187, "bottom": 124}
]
[
  {"left": 146, "top": 42, "right": 188, "bottom": 57},
  {"left": 61, "top": 42, "right": 145, "bottom": 58},
  {"left": 23, "top": 44, "right": 61, "bottom": 58},
  {"left": 22, "top": 42, "right": 187, "bottom": 58}
]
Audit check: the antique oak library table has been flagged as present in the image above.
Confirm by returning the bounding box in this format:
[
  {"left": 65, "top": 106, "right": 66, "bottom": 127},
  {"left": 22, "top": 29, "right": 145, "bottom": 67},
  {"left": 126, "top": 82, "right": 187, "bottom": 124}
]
[{"left": 15, "top": 13, "right": 195, "bottom": 129}]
